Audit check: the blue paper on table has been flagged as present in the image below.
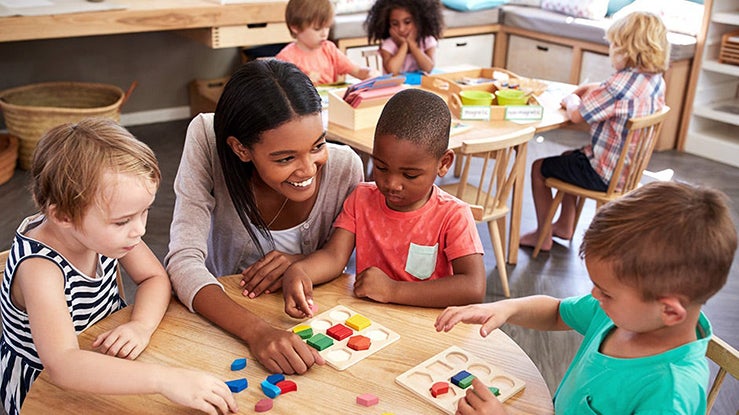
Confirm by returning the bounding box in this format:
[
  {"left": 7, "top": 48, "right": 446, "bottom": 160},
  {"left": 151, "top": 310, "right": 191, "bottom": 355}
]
[{"left": 342, "top": 74, "right": 406, "bottom": 101}]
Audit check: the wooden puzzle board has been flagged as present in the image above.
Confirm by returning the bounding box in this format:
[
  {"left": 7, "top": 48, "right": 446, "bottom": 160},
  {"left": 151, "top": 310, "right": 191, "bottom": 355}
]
[
  {"left": 288, "top": 305, "right": 400, "bottom": 370},
  {"left": 395, "top": 345, "right": 526, "bottom": 414}
]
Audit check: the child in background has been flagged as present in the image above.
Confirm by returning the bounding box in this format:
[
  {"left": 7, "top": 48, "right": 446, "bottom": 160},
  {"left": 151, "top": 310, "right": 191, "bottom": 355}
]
[
  {"left": 365, "top": 0, "right": 444, "bottom": 75},
  {"left": 519, "top": 11, "right": 668, "bottom": 251},
  {"left": 276, "top": 0, "right": 376, "bottom": 84},
  {"left": 437, "top": 181, "right": 737, "bottom": 415},
  {"left": 282, "top": 89, "right": 486, "bottom": 317},
  {"left": 0, "top": 119, "right": 237, "bottom": 415}
]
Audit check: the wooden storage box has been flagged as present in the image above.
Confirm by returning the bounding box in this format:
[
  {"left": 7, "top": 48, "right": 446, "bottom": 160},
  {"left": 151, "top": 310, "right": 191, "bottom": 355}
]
[
  {"left": 188, "top": 77, "right": 229, "bottom": 117},
  {"left": 327, "top": 88, "right": 391, "bottom": 130},
  {"left": 446, "top": 92, "right": 541, "bottom": 121},
  {"left": 719, "top": 30, "right": 739, "bottom": 65}
]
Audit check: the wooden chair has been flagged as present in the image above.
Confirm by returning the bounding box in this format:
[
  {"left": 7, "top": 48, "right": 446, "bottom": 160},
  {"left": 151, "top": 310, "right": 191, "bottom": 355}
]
[
  {"left": 362, "top": 48, "right": 382, "bottom": 73},
  {"left": 533, "top": 106, "right": 671, "bottom": 258},
  {"left": 440, "top": 127, "right": 536, "bottom": 297},
  {"left": 706, "top": 335, "right": 739, "bottom": 414}
]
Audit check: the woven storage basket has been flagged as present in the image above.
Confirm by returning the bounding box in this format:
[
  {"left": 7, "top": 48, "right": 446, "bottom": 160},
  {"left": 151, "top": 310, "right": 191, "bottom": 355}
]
[
  {"left": 0, "top": 134, "right": 18, "bottom": 185},
  {"left": 0, "top": 82, "right": 126, "bottom": 170}
]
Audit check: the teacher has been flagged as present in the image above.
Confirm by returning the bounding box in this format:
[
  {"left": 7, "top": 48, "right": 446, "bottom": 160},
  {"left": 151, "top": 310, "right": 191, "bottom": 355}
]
[{"left": 165, "top": 60, "right": 364, "bottom": 374}]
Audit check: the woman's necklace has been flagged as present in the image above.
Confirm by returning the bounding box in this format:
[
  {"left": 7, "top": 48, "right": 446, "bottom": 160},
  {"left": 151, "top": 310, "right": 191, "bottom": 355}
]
[{"left": 266, "top": 196, "right": 289, "bottom": 228}]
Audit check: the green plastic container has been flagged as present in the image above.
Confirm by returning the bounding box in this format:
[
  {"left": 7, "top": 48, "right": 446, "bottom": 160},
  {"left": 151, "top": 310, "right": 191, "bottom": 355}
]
[
  {"left": 495, "top": 89, "right": 528, "bottom": 106},
  {"left": 459, "top": 90, "right": 493, "bottom": 106}
]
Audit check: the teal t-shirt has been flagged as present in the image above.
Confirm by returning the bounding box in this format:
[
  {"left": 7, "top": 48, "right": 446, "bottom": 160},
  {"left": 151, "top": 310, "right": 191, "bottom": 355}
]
[{"left": 554, "top": 295, "right": 711, "bottom": 414}]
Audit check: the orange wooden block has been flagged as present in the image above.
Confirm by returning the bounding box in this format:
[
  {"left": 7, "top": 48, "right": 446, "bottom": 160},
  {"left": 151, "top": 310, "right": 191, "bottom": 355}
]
[{"left": 347, "top": 335, "right": 371, "bottom": 351}]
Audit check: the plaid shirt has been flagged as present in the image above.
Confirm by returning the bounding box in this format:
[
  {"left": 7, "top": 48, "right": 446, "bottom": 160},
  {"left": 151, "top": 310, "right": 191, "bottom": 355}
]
[{"left": 579, "top": 68, "right": 665, "bottom": 190}]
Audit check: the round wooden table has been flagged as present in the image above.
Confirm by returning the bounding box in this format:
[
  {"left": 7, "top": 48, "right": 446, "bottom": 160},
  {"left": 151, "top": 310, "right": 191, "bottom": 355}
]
[{"left": 22, "top": 274, "right": 554, "bottom": 414}]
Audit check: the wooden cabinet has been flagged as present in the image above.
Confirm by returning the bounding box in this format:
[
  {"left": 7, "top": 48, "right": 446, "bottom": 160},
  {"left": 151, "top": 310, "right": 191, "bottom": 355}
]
[
  {"left": 684, "top": 0, "right": 739, "bottom": 167},
  {"left": 436, "top": 33, "right": 495, "bottom": 69}
]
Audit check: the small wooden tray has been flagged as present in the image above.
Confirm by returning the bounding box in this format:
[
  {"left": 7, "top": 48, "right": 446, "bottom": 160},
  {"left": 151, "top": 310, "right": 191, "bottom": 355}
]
[
  {"left": 288, "top": 305, "right": 400, "bottom": 370},
  {"left": 395, "top": 345, "right": 526, "bottom": 414}
]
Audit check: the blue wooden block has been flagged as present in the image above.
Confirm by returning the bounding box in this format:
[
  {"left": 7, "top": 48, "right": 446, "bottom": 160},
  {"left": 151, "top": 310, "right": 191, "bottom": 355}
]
[
  {"left": 261, "top": 379, "right": 282, "bottom": 398},
  {"left": 230, "top": 357, "right": 247, "bottom": 371},
  {"left": 451, "top": 370, "right": 473, "bottom": 387},
  {"left": 225, "top": 378, "right": 248, "bottom": 393},
  {"left": 266, "top": 373, "right": 285, "bottom": 385}
]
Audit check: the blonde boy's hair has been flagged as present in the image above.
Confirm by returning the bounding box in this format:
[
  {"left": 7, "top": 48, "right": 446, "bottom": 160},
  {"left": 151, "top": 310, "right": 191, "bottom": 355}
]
[
  {"left": 580, "top": 181, "right": 737, "bottom": 305},
  {"left": 607, "top": 11, "right": 670, "bottom": 73},
  {"left": 31, "top": 118, "right": 161, "bottom": 226},
  {"left": 285, "top": 0, "right": 334, "bottom": 38}
]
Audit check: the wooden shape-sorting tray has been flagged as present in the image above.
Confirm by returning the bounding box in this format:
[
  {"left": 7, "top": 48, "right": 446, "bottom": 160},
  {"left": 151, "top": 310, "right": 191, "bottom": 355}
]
[
  {"left": 395, "top": 345, "right": 526, "bottom": 414},
  {"left": 288, "top": 305, "right": 400, "bottom": 370}
]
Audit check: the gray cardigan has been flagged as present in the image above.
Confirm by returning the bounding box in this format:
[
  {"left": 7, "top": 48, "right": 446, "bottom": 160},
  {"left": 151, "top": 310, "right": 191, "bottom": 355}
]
[{"left": 165, "top": 113, "right": 364, "bottom": 311}]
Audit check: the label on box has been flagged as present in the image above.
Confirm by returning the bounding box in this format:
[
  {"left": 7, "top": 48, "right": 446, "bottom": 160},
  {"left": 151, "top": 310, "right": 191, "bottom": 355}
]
[
  {"left": 460, "top": 106, "right": 491, "bottom": 121},
  {"left": 504, "top": 106, "right": 544, "bottom": 121}
]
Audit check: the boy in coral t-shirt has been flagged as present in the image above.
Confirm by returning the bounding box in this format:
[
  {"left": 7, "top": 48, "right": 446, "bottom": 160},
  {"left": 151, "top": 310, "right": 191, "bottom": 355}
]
[{"left": 282, "top": 89, "right": 486, "bottom": 316}]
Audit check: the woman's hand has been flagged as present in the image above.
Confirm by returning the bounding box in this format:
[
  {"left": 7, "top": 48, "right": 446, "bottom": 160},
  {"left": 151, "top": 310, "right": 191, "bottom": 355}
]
[
  {"left": 91, "top": 320, "right": 154, "bottom": 360},
  {"left": 240, "top": 251, "right": 303, "bottom": 298},
  {"left": 248, "top": 323, "right": 325, "bottom": 374},
  {"left": 353, "top": 267, "right": 396, "bottom": 303}
]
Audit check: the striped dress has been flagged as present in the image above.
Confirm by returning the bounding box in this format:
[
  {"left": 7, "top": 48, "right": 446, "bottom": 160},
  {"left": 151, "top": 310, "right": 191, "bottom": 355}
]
[{"left": 1, "top": 215, "right": 125, "bottom": 415}]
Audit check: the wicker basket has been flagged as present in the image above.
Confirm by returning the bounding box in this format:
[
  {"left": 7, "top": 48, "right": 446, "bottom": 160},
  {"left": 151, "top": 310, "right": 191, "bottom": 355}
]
[
  {"left": 0, "top": 82, "right": 126, "bottom": 170},
  {"left": 0, "top": 134, "right": 18, "bottom": 185}
]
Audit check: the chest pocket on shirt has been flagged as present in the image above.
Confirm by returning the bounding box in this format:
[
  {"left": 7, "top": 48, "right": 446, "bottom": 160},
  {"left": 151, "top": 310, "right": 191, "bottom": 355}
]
[
  {"left": 575, "top": 395, "right": 601, "bottom": 415},
  {"left": 405, "top": 242, "right": 438, "bottom": 280}
]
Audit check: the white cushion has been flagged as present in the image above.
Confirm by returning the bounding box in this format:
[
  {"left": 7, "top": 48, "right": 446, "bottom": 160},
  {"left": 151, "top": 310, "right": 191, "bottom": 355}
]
[{"left": 541, "top": 0, "right": 609, "bottom": 20}]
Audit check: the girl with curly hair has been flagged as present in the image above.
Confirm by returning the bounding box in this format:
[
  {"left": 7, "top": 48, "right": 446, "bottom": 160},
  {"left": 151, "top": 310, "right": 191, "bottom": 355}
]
[{"left": 365, "top": 0, "right": 444, "bottom": 75}]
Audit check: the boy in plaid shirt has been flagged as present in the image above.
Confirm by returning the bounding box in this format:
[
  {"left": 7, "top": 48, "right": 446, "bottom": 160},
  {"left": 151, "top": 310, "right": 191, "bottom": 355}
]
[{"left": 520, "top": 11, "right": 668, "bottom": 252}]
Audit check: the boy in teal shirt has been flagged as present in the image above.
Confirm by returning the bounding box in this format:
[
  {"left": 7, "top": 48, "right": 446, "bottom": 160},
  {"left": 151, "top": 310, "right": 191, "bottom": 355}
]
[{"left": 435, "top": 181, "right": 737, "bottom": 414}]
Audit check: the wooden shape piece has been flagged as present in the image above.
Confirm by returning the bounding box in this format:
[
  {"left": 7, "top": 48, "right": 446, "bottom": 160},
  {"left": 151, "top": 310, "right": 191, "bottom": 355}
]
[
  {"left": 292, "top": 324, "right": 313, "bottom": 340},
  {"left": 326, "top": 323, "right": 353, "bottom": 341},
  {"left": 306, "top": 333, "right": 334, "bottom": 351},
  {"left": 451, "top": 370, "right": 473, "bottom": 387},
  {"left": 230, "top": 357, "right": 247, "bottom": 371},
  {"left": 347, "top": 335, "right": 371, "bottom": 351},
  {"left": 345, "top": 313, "right": 371, "bottom": 331},
  {"left": 356, "top": 393, "right": 379, "bottom": 406},
  {"left": 276, "top": 379, "right": 297, "bottom": 394},
  {"left": 260, "top": 379, "right": 282, "bottom": 398},
  {"left": 254, "top": 398, "right": 273, "bottom": 412},
  {"left": 430, "top": 381, "right": 449, "bottom": 398},
  {"left": 266, "top": 373, "right": 285, "bottom": 385},
  {"left": 225, "top": 378, "right": 248, "bottom": 393}
]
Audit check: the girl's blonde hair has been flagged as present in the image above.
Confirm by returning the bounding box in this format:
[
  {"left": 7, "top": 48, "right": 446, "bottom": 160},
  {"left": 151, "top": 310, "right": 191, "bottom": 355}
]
[
  {"left": 31, "top": 118, "right": 161, "bottom": 226},
  {"left": 285, "top": 0, "right": 334, "bottom": 38},
  {"left": 607, "top": 11, "right": 669, "bottom": 73}
]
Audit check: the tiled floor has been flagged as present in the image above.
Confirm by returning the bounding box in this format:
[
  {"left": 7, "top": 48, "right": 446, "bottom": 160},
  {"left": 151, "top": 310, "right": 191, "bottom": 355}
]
[{"left": 1, "top": 120, "right": 736, "bottom": 413}]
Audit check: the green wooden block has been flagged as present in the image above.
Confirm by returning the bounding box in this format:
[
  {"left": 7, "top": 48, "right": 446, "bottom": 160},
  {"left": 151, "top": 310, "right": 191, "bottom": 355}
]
[
  {"left": 458, "top": 374, "right": 475, "bottom": 389},
  {"left": 489, "top": 386, "right": 500, "bottom": 396},
  {"left": 306, "top": 333, "right": 334, "bottom": 351}
]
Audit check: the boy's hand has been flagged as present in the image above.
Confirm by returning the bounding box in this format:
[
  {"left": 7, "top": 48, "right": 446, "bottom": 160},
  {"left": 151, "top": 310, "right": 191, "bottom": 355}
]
[
  {"left": 282, "top": 271, "right": 315, "bottom": 318},
  {"left": 456, "top": 378, "right": 508, "bottom": 415},
  {"left": 434, "top": 303, "right": 511, "bottom": 337},
  {"left": 241, "top": 251, "right": 302, "bottom": 298},
  {"left": 353, "top": 267, "right": 395, "bottom": 303},
  {"left": 91, "top": 320, "right": 154, "bottom": 359},
  {"left": 249, "top": 324, "right": 325, "bottom": 374},
  {"left": 159, "top": 367, "right": 238, "bottom": 415}
]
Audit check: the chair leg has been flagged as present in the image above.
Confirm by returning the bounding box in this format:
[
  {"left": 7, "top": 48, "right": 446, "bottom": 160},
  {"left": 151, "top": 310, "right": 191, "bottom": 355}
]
[
  {"left": 488, "top": 221, "right": 510, "bottom": 297},
  {"left": 573, "top": 196, "right": 586, "bottom": 235},
  {"left": 533, "top": 190, "right": 566, "bottom": 258}
]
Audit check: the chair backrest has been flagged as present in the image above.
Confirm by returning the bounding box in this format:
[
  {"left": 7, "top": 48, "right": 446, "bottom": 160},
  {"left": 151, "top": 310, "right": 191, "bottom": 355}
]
[
  {"left": 362, "top": 48, "right": 382, "bottom": 73},
  {"left": 452, "top": 127, "right": 536, "bottom": 221},
  {"left": 0, "top": 249, "right": 7, "bottom": 276},
  {"left": 606, "top": 106, "right": 670, "bottom": 195},
  {"left": 706, "top": 335, "right": 739, "bottom": 414}
]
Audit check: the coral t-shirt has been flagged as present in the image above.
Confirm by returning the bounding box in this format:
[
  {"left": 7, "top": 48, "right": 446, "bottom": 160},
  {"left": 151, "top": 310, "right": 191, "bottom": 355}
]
[
  {"left": 276, "top": 40, "right": 356, "bottom": 85},
  {"left": 333, "top": 183, "right": 483, "bottom": 281}
]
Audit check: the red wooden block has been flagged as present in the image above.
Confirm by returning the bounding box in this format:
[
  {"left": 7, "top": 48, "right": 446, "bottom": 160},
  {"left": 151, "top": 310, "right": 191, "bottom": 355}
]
[
  {"left": 326, "top": 323, "right": 353, "bottom": 341},
  {"left": 276, "top": 379, "right": 297, "bottom": 394},
  {"left": 255, "top": 398, "right": 273, "bottom": 412},
  {"left": 356, "top": 393, "right": 379, "bottom": 406},
  {"left": 430, "top": 381, "right": 449, "bottom": 398},
  {"left": 347, "top": 335, "right": 371, "bottom": 351}
]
